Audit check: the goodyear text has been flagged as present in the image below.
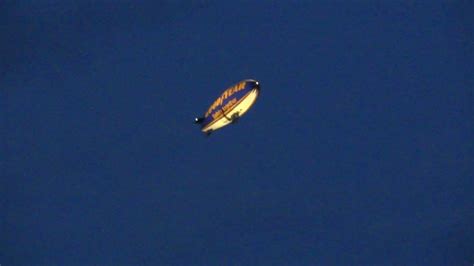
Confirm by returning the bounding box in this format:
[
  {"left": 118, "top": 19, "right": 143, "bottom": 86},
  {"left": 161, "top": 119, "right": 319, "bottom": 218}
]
[{"left": 205, "top": 82, "right": 246, "bottom": 117}]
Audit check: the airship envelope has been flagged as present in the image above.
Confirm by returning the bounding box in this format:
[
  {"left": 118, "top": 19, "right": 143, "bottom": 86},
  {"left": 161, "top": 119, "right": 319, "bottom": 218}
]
[{"left": 195, "top": 79, "right": 260, "bottom": 135}]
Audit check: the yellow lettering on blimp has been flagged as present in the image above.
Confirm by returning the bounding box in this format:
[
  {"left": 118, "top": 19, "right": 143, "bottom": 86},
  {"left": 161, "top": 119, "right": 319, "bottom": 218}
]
[
  {"left": 211, "top": 98, "right": 238, "bottom": 120},
  {"left": 205, "top": 81, "right": 246, "bottom": 117},
  {"left": 223, "top": 98, "right": 237, "bottom": 112}
]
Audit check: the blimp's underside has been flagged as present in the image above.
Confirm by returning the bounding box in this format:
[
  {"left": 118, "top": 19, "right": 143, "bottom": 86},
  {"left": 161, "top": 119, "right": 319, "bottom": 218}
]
[{"left": 202, "top": 87, "right": 259, "bottom": 133}]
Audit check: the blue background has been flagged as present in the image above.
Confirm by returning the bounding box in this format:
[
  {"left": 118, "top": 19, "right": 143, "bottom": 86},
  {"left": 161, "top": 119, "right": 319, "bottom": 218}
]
[{"left": 2, "top": 1, "right": 473, "bottom": 265}]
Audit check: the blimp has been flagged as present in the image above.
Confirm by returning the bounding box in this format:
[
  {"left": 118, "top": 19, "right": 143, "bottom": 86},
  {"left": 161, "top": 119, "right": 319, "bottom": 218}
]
[{"left": 194, "top": 79, "right": 260, "bottom": 135}]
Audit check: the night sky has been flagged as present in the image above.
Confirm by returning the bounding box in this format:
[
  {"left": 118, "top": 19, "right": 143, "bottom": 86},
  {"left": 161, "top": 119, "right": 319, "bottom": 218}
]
[{"left": 2, "top": 1, "right": 473, "bottom": 265}]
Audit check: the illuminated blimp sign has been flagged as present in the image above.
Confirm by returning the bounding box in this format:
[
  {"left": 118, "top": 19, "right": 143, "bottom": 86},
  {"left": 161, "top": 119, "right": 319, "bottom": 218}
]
[{"left": 194, "top": 79, "right": 260, "bottom": 135}]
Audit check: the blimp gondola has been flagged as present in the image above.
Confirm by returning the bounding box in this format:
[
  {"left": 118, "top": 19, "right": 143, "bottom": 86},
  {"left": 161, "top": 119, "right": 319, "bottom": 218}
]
[{"left": 194, "top": 79, "right": 260, "bottom": 135}]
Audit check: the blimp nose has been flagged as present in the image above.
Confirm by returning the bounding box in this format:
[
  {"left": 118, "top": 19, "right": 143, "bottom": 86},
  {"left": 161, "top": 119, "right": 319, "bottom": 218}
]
[{"left": 254, "top": 81, "right": 260, "bottom": 90}]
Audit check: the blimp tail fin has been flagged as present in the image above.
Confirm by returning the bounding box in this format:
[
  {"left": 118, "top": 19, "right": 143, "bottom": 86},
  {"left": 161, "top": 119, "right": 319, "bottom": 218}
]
[{"left": 194, "top": 117, "right": 205, "bottom": 124}]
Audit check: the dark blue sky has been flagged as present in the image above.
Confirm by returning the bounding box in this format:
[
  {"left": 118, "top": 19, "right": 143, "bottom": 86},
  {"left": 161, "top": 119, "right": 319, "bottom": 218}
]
[{"left": 2, "top": 1, "right": 473, "bottom": 265}]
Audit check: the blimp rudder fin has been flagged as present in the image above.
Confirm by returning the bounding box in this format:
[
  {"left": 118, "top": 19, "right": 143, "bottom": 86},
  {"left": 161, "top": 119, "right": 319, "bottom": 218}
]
[{"left": 194, "top": 117, "right": 204, "bottom": 124}]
